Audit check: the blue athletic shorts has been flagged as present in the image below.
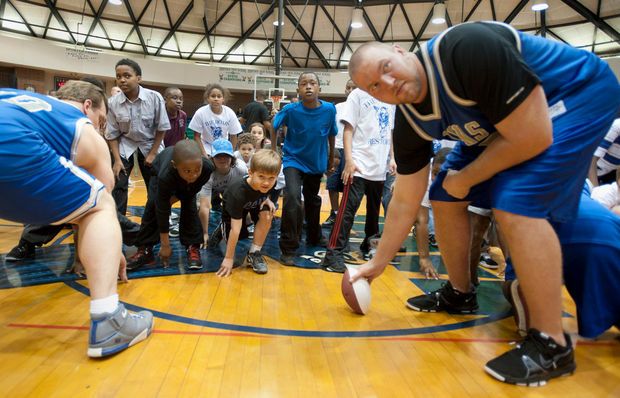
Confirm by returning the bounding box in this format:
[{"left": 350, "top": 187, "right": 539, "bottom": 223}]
[{"left": 430, "top": 73, "right": 620, "bottom": 223}]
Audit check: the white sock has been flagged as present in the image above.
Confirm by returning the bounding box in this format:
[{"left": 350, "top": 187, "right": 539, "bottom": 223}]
[
  {"left": 90, "top": 294, "right": 119, "bottom": 316},
  {"left": 250, "top": 244, "right": 262, "bottom": 253}
]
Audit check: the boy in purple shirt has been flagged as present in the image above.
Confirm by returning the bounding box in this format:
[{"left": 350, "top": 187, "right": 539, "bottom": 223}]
[{"left": 163, "top": 87, "right": 187, "bottom": 147}]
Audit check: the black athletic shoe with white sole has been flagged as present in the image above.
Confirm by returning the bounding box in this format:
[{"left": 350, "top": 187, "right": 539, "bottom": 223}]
[
  {"left": 406, "top": 281, "right": 478, "bottom": 314},
  {"left": 485, "top": 328, "right": 575, "bottom": 387}
]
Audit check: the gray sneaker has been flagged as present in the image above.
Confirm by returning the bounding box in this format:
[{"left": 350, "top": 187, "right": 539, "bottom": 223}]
[
  {"left": 246, "top": 251, "right": 268, "bottom": 274},
  {"left": 87, "top": 303, "right": 154, "bottom": 358}
]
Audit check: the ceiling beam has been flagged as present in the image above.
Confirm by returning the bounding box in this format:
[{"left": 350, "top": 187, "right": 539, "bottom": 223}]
[
  {"left": 284, "top": 6, "right": 330, "bottom": 68},
  {"left": 119, "top": 0, "right": 152, "bottom": 52},
  {"left": 123, "top": 0, "right": 149, "bottom": 54},
  {"left": 379, "top": 3, "right": 397, "bottom": 41},
  {"left": 43, "top": 0, "right": 76, "bottom": 43},
  {"left": 220, "top": 2, "right": 276, "bottom": 63},
  {"left": 83, "top": 0, "right": 114, "bottom": 48},
  {"left": 0, "top": 0, "right": 7, "bottom": 29},
  {"left": 156, "top": 0, "right": 194, "bottom": 57},
  {"left": 362, "top": 8, "right": 381, "bottom": 40},
  {"left": 336, "top": 25, "right": 353, "bottom": 69},
  {"left": 305, "top": 4, "right": 319, "bottom": 68},
  {"left": 503, "top": 0, "right": 528, "bottom": 24},
  {"left": 5, "top": 0, "right": 37, "bottom": 36},
  {"left": 409, "top": 5, "right": 433, "bottom": 51},
  {"left": 319, "top": 5, "right": 354, "bottom": 54},
  {"left": 464, "top": 0, "right": 483, "bottom": 22},
  {"left": 561, "top": 0, "right": 620, "bottom": 42}
]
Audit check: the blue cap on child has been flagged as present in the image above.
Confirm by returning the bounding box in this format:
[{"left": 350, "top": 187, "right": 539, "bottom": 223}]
[{"left": 211, "top": 138, "right": 234, "bottom": 157}]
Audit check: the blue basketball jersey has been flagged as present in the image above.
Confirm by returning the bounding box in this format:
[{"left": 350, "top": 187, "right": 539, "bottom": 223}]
[
  {"left": 0, "top": 89, "right": 103, "bottom": 225},
  {"left": 0, "top": 89, "right": 90, "bottom": 161},
  {"left": 398, "top": 22, "right": 612, "bottom": 145}
]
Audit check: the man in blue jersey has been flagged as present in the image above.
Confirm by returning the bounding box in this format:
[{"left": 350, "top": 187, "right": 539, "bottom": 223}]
[
  {"left": 347, "top": 21, "right": 620, "bottom": 386},
  {"left": 0, "top": 81, "right": 153, "bottom": 357}
]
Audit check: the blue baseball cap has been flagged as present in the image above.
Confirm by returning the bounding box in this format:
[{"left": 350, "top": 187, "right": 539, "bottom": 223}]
[{"left": 211, "top": 138, "right": 234, "bottom": 157}]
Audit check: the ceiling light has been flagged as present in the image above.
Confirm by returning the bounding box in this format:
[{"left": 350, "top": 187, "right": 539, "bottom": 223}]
[
  {"left": 351, "top": 8, "right": 363, "bottom": 29},
  {"left": 273, "top": 13, "right": 284, "bottom": 26},
  {"left": 108, "top": 0, "right": 122, "bottom": 5},
  {"left": 531, "top": 1, "right": 549, "bottom": 12},
  {"left": 431, "top": 2, "right": 446, "bottom": 25}
]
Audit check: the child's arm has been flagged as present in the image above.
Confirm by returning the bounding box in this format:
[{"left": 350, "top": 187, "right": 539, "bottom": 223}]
[
  {"left": 146, "top": 130, "right": 165, "bottom": 166},
  {"left": 193, "top": 132, "right": 209, "bottom": 158},
  {"left": 107, "top": 139, "right": 125, "bottom": 179},
  {"left": 199, "top": 194, "right": 212, "bottom": 248},
  {"left": 216, "top": 218, "right": 242, "bottom": 277},
  {"left": 342, "top": 122, "right": 359, "bottom": 184}
]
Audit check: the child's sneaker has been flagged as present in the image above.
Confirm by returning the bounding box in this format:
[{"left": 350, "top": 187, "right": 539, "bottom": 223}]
[
  {"left": 479, "top": 253, "right": 499, "bottom": 269},
  {"left": 322, "top": 211, "right": 337, "bottom": 227},
  {"left": 126, "top": 246, "right": 155, "bottom": 271},
  {"left": 406, "top": 281, "right": 478, "bottom": 313},
  {"left": 187, "top": 244, "right": 202, "bottom": 270},
  {"left": 321, "top": 254, "right": 346, "bottom": 273},
  {"left": 485, "top": 329, "right": 576, "bottom": 386},
  {"left": 87, "top": 303, "right": 154, "bottom": 358},
  {"left": 246, "top": 251, "right": 268, "bottom": 274}
]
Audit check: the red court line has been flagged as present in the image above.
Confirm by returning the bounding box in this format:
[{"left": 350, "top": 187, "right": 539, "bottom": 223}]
[
  {"left": 370, "top": 336, "right": 620, "bottom": 346},
  {"left": 7, "top": 323, "right": 271, "bottom": 338}
]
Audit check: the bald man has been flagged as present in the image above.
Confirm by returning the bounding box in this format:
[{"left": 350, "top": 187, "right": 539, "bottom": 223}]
[{"left": 347, "top": 21, "right": 620, "bottom": 386}]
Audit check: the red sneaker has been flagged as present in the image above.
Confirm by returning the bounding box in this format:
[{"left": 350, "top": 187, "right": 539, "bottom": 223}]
[{"left": 187, "top": 244, "right": 202, "bottom": 270}]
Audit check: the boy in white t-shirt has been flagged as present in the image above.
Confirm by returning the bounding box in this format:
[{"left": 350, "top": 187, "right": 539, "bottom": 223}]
[
  {"left": 189, "top": 83, "right": 242, "bottom": 158},
  {"left": 324, "top": 79, "right": 357, "bottom": 227},
  {"left": 322, "top": 88, "right": 395, "bottom": 273}
]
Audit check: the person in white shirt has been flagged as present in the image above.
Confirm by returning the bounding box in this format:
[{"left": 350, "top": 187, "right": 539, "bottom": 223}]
[
  {"left": 323, "top": 79, "right": 357, "bottom": 228},
  {"left": 106, "top": 58, "right": 171, "bottom": 217},
  {"left": 322, "top": 88, "right": 395, "bottom": 273},
  {"left": 189, "top": 83, "right": 242, "bottom": 158}
]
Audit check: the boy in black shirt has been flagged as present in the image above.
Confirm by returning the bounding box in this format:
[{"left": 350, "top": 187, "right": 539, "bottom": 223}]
[
  {"left": 212, "top": 149, "right": 282, "bottom": 276},
  {"left": 127, "top": 140, "right": 214, "bottom": 271}
]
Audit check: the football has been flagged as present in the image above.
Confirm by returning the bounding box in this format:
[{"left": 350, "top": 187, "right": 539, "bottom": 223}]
[{"left": 341, "top": 266, "right": 371, "bottom": 315}]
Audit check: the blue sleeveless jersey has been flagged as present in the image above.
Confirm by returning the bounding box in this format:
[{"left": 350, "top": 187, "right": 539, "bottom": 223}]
[
  {"left": 0, "top": 89, "right": 90, "bottom": 160},
  {"left": 0, "top": 89, "right": 103, "bottom": 225},
  {"left": 399, "top": 22, "right": 613, "bottom": 145}
]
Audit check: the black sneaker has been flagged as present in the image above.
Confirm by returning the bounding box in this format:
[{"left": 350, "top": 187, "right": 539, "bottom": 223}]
[
  {"left": 406, "top": 281, "right": 478, "bottom": 313},
  {"left": 321, "top": 255, "right": 346, "bottom": 273},
  {"left": 246, "top": 251, "right": 268, "bottom": 274},
  {"left": 429, "top": 234, "right": 438, "bottom": 248},
  {"left": 485, "top": 329, "right": 576, "bottom": 386},
  {"left": 322, "top": 211, "right": 337, "bottom": 227},
  {"left": 126, "top": 246, "right": 155, "bottom": 271},
  {"left": 280, "top": 252, "right": 296, "bottom": 266},
  {"left": 6, "top": 240, "right": 35, "bottom": 261},
  {"left": 208, "top": 222, "right": 225, "bottom": 249}
]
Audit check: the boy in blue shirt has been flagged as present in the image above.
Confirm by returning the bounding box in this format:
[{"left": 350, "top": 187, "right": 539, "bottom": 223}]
[{"left": 273, "top": 72, "right": 337, "bottom": 265}]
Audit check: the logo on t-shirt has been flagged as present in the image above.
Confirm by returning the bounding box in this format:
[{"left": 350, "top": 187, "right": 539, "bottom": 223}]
[{"left": 212, "top": 126, "right": 223, "bottom": 139}]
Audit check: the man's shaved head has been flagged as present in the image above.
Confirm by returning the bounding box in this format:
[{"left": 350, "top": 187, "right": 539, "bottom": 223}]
[{"left": 349, "top": 42, "right": 393, "bottom": 80}]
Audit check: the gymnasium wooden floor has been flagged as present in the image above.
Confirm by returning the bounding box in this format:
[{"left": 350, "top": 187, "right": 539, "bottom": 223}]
[{"left": 0, "top": 177, "right": 618, "bottom": 397}]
